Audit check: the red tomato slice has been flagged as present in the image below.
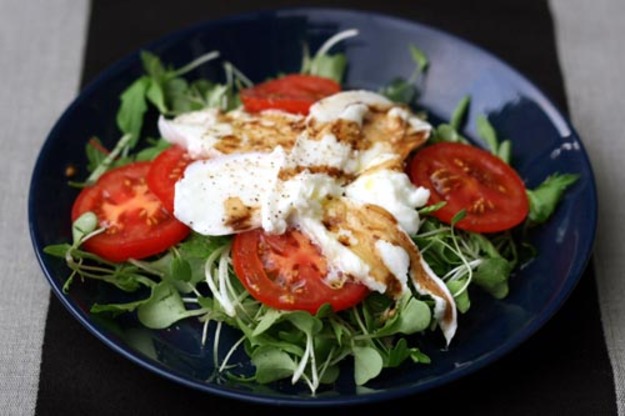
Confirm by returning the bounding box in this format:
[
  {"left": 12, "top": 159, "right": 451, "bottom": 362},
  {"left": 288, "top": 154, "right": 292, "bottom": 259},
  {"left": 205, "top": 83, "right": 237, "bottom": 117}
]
[
  {"left": 232, "top": 229, "right": 369, "bottom": 314},
  {"left": 146, "top": 145, "right": 193, "bottom": 214},
  {"left": 408, "top": 142, "right": 529, "bottom": 233},
  {"left": 72, "top": 162, "right": 190, "bottom": 262},
  {"left": 240, "top": 74, "right": 341, "bottom": 114}
]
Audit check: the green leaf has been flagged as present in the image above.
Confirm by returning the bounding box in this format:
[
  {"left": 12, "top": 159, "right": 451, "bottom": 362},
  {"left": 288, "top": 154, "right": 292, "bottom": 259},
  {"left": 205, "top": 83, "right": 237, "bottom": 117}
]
[
  {"left": 169, "top": 256, "right": 192, "bottom": 282},
  {"left": 72, "top": 211, "right": 98, "bottom": 243},
  {"left": 476, "top": 115, "right": 499, "bottom": 155},
  {"left": 375, "top": 295, "right": 431, "bottom": 336},
  {"left": 526, "top": 173, "right": 580, "bottom": 224},
  {"left": 140, "top": 50, "right": 167, "bottom": 79},
  {"left": 178, "top": 233, "right": 231, "bottom": 258},
  {"left": 105, "top": 271, "right": 152, "bottom": 293},
  {"left": 133, "top": 138, "right": 171, "bottom": 162},
  {"left": 315, "top": 303, "right": 335, "bottom": 319},
  {"left": 319, "top": 364, "right": 340, "bottom": 384},
  {"left": 116, "top": 76, "right": 149, "bottom": 148},
  {"left": 146, "top": 79, "right": 168, "bottom": 114},
  {"left": 379, "top": 77, "right": 417, "bottom": 104},
  {"left": 91, "top": 298, "right": 147, "bottom": 317},
  {"left": 85, "top": 133, "right": 134, "bottom": 184},
  {"left": 385, "top": 338, "right": 411, "bottom": 367},
  {"left": 451, "top": 209, "right": 467, "bottom": 226},
  {"left": 286, "top": 312, "right": 322, "bottom": 335},
  {"left": 409, "top": 44, "right": 429, "bottom": 73},
  {"left": 419, "top": 201, "right": 446, "bottom": 215},
  {"left": 435, "top": 124, "right": 460, "bottom": 143},
  {"left": 307, "top": 54, "right": 347, "bottom": 83},
  {"left": 252, "top": 309, "right": 284, "bottom": 337},
  {"left": 450, "top": 95, "right": 471, "bottom": 131},
  {"left": 43, "top": 243, "right": 72, "bottom": 258},
  {"left": 497, "top": 139, "right": 512, "bottom": 164},
  {"left": 469, "top": 232, "right": 501, "bottom": 258},
  {"left": 473, "top": 257, "right": 512, "bottom": 299},
  {"left": 446, "top": 278, "right": 471, "bottom": 313},
  {"left": 409, "top": 348, "right": 431, "bottom": 364},
  {"left": 353, "top": 346, "right": 383, "bottom": 385},
  {"left": 251, "top": 345, "right": 297, "bottom": 384},
  {"left": 137, "top": 282, "right": 199, "bottom": 329},
  {"left": 203, "top": 83, "right": 230, "bottom": 109},
  {"left": 301, "top": 30, "right": 355, "bottom": 83},
  {"left": 85, "top": 138, "right": 108, "bottom": 172},
  {"left": 197, "top": 296, "right": 214, "bottom": 310}
]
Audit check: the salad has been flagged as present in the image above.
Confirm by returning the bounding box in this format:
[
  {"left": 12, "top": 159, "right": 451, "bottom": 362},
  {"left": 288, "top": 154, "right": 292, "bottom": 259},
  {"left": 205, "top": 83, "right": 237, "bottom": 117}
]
[{"left": 45, "top": 30, "right": 578, "bottom": 394}]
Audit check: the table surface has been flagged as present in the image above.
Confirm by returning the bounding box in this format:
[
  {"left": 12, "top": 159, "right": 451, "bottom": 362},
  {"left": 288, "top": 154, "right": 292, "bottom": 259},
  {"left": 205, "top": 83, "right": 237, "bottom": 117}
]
[{"left": 2, "top": 0, "right": 624, "bottom": 415}]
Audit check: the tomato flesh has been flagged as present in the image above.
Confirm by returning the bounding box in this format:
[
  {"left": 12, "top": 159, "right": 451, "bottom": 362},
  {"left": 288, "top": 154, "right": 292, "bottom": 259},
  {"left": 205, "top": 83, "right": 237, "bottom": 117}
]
[
  {"left": 72, "top": 162, "right": 190, "bottom": 262},
  {"left": 232, "top": 229, "right": 369, "bottom": 314},
  {"left": 240, "top": 74, "right": 341, "bottom": 115},
  {"left": 146, "top": 145, "right": 193, "bottom": 214},
  {"left": 408, "top": 142, "right": 529, "bottom": 233}
]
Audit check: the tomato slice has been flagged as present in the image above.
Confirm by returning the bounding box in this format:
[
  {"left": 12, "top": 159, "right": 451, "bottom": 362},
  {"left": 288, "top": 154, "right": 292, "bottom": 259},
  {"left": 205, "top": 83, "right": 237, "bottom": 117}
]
[
  {"left": 72, "top": 162, "right": 190, "bottom": 262},
  {"left": 240, "top": 74, "right": 341, "bottom": 114},
  {"left": 146, "top": 145, "right": 193, "bottom": 214},
  {"left": 408, "top": 142, "right": 529, "bottom": 233},
  {"left": 232, "top": 229, "right": 369, "bottom": 314}
]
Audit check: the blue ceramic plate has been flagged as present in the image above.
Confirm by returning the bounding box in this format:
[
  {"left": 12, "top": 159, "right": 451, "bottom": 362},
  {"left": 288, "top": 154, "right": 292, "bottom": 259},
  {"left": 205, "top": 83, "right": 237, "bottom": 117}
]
[{"left": 29, "top": 8, "right": 597, "bottom": 406}]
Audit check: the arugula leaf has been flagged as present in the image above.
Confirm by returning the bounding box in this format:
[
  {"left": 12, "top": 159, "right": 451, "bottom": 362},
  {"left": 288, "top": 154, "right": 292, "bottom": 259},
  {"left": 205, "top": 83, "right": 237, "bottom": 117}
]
[
  {"left": 114, "top": 49, "right": 223, "bottom": 156},
  {"left": 526, "top": 173, "right": 580, "bottom": 224},
  {"left": 116, "top": 76, "right": 150, "bottom": 148},
  {"left": 140, "top": 50, "right": 167, "bottom": 78},
  {"left": 146, "top": 79, "right": 168, "bottom": 114}
]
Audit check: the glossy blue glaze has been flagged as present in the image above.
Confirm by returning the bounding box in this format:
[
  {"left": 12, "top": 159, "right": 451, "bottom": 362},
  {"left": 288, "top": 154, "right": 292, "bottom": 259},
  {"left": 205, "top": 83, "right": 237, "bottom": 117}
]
[{"left": 28, "top": 8, "right": 597, "bottom": 406}]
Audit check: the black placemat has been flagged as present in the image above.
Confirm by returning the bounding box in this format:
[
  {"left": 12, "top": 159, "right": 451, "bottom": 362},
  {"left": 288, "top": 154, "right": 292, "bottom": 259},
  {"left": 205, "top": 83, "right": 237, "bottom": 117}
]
[{"left": 35, "top": 1, "right": 616, "bottom": 415}]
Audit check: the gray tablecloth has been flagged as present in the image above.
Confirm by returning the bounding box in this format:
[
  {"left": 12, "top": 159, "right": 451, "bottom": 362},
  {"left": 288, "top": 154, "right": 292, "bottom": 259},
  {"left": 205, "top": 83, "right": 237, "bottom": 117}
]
[{"left": 1, "top": 0, "right": 623, "bottom": 414}]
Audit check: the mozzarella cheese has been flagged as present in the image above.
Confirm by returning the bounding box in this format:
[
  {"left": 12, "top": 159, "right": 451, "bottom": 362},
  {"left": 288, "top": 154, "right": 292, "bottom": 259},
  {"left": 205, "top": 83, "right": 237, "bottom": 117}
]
[
  {"left": 344, "top": 169, "right": 430, "bottom": 235},
  {"left": 160, "top": 89, "right": 458, "bottom": 344},
  {"left": 174, "top": 149, "right": 284, "bottom": 235}
]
